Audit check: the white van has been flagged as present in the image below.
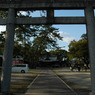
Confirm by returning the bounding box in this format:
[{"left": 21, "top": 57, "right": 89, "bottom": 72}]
[{"left": 12, "top": 64, "right": 29, "bottom": 73}]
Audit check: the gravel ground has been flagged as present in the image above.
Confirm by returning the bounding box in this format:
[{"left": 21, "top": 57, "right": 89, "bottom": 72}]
[
  {"left": 0, "top": 68, "right": 92, "bottom": 95},
  {"left": 52, "top": 67, "right": 91, "bottom": 95}
]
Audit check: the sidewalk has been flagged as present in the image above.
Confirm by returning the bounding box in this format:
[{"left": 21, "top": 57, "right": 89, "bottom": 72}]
[{"left": 24, "top": 69, "right": 77, "bottom": 95}]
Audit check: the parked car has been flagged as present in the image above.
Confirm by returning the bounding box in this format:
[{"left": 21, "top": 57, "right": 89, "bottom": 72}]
[{"left": 12, "top": 64, "right": 29, "bottom": 73}]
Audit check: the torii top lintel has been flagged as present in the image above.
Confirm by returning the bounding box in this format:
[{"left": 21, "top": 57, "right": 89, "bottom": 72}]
[{"left": 0, "top": 0, "right": 95, "bottom": 10}]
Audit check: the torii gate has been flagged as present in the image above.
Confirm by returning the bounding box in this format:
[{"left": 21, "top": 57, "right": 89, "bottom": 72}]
[{"left": 0, "top": 0, "right": 95, "bottom": 95}]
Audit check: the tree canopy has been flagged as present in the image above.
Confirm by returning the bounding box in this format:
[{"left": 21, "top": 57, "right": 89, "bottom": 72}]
[
  {"left": 68, "top": 34, "right": 89, "bottom": 67},
  {"left": 0, "top": 10, "right": 63, "bottom": 67}
]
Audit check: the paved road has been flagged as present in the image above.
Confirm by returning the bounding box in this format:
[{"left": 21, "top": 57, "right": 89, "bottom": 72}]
[{"left": 25, "top": 69, "right": 77, "bottom": 95}]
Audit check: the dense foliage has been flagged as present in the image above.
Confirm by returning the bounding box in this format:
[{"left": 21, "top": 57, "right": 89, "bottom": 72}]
[
  {"left": 68, "top": 34, "right": 89, "bottom": 67},
  {"left": 0, "top": 11, "right": 63, "bottom": 67}
]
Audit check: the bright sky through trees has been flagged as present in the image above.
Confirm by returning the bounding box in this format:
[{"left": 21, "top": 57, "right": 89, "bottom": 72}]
[{"left": 0, "top": 9, "right": 88, "bottom": 51}]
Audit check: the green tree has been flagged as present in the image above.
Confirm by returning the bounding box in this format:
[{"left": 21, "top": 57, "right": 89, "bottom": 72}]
[
  {"left": 13, "top": 11, "right": 36, "bottom": 63},
  {"left": 68, "top": 34, "right": 89, "bottom": 67},
  {"left": 0, "top": 10, "right": 63, "bottom": 67},
  {"left": 32, "top": 25, "right": 63, "bottom": 64},
  {"left": 0, "top": 10, "right": 8, "bottom": 18}
]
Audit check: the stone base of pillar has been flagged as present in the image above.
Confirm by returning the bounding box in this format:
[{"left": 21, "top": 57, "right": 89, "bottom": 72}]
[
  {"left": 1, "top": 92, "right": 13, "bottom": 95},
  {"left": 89, "top": 92, "right": 95, "bottom": 95}
]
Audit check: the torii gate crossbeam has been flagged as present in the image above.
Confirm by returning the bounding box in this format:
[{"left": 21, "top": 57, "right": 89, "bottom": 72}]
[{"left": 0, "top": 0, "right": 95, "bottom": 95}]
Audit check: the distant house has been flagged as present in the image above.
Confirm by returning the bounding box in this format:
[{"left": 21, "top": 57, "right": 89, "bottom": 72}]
[
  {"left": 39, "top": 55, "right": 59, "bottom": 67},
  {"left": 12, "top": 56, "right": 23, "bottom": 65},
  {"left": 39, "top": 55, "right": 58, "bottom": 62},
  {"left": 0, "top": 55, "right": 24, "bottom": 66}
]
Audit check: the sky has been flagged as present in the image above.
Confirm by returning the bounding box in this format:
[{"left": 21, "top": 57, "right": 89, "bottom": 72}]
[{"left": 0, "top": 10, "right": 87, "bottom": 51}]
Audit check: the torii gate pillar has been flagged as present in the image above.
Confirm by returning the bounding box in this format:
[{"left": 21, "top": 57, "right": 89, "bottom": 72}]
[
  {"left": 85, "top": 6, "right": 95, "bottom": 95},
  {"left": 1, "top": 8, "right": 15, "bottom": 94}
]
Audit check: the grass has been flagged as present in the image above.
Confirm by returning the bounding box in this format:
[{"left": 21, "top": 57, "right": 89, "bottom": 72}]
[
  {"left": 10, "top": 69, "right": 38, "bottom": 94},
  {"left": 10, "top": 80, "right": 33, "bottom": 93},
  {"left": 0, "top": 67, "right": 39, "bottom": 94}
]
